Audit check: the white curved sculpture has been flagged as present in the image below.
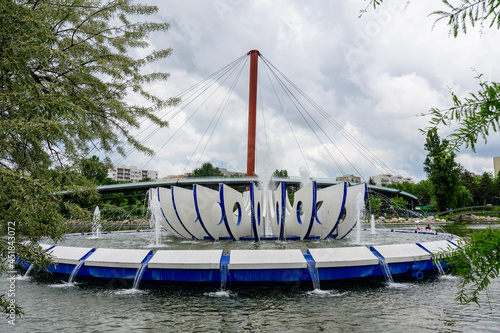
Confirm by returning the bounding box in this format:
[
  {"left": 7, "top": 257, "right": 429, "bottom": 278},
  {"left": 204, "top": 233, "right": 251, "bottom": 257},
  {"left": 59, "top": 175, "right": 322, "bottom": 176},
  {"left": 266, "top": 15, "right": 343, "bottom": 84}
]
[
  {"left": 193, "top": 184, "right": 228, "bottom": 240},
  {"left": 155, "top": 187, "right": 192, "bottom": 238},
  {"left": 335, "top": 183, "right": 367, "bottom": 239},
  {"left": 151, "top": 181, "right": 366, "bottom": 241},
  {"left": 312, "top": 182, "right": 347, "bottom": 239}
]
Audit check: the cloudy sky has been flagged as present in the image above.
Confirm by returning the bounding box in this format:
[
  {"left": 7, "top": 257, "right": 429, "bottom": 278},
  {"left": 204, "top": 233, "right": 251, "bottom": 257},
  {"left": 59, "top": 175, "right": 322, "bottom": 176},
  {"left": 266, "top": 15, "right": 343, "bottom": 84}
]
[{"left": 112, "top": 0, "right": 500, "bottom": 182}]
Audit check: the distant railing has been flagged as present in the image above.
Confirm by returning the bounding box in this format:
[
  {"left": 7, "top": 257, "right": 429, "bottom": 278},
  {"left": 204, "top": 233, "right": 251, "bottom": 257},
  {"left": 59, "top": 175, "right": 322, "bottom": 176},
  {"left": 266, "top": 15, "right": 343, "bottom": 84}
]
[{"left": 436, "top": 206, "right": 500, "bottom": 217}]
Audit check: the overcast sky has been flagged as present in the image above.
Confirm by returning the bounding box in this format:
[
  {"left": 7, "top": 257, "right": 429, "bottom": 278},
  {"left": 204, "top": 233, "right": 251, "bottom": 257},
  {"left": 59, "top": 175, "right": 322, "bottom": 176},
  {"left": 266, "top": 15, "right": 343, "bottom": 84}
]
[{"left": 112, "top": 0, "right": 500, "bottom": 182}]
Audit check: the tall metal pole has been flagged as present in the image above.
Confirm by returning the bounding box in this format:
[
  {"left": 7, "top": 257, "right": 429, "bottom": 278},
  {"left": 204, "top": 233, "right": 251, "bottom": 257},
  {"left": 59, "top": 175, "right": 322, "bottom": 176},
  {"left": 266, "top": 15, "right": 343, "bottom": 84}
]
[{"left": 246, "top": 50, "right": 260, "bottom": 177}]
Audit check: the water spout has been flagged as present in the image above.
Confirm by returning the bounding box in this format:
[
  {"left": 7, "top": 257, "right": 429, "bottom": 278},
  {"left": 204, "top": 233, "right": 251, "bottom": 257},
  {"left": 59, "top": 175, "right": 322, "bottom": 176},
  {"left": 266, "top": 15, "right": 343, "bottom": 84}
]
[
  {"left": 435, "top": 259, "right": 445, "bottom": 276},
  {"left": 307, "top": 261, "right": 321, "bottom": 291},
  {"left": 22, "top": 263, "right": 34, "bottom": 279},
  {"left": 378, "top": 258, "right": 394, "bottom": 283},
  {"left": 371, "top": 214, "right": 376, "bottom": 235},
  {"left": 354, "top": 192, "right": 364, "bottom": 244},
  {"left": 299, "top": 166, "right": 310, "bottom": 189},
  {"left": 219, "top": 262, "right": 229, "bottom": 292},
  {"left": 132, "top": 263, "right": 148, "bottom": 290},
  {"left": 148, "top": 191, "right": 162, "bottom": 246},
  {"left": 92, "top": 206, "right": 101, "bottom": 238},
  {"left": 68, "top": 260, "right": 85, "bottom": 284}
]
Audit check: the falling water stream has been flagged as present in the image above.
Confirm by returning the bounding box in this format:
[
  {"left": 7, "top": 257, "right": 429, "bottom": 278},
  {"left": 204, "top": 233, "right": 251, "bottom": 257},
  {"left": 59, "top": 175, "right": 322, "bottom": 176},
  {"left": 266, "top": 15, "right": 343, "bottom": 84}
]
[
  {"left": 378, "top": 258, "right": 394, "bottom": 283},
  {"left": 132, "top": 263, "right": 148, "bottom": 290},
  {"left": 306, "top": 261, "right": 321, "bottom": 290},
  {"left": 11, "top": 224, "right": 500, "bottom": 331},
  {"left": 67, "top": 260, "right": 85, "bottom": 284}
]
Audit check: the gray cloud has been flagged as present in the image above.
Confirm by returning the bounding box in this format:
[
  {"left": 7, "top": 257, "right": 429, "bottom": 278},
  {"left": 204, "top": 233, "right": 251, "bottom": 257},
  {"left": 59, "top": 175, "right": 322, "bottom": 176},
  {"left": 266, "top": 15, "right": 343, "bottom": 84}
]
[{"left": 115, "top": 0, "right": 500, "bottom": 181}]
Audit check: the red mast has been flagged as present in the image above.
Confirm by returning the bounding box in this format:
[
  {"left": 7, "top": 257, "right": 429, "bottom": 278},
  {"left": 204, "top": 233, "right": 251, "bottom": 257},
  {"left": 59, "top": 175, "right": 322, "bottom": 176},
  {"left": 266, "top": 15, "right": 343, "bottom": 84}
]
[{"left": 246, "top": 50, "right": 260, "bottom": 177}]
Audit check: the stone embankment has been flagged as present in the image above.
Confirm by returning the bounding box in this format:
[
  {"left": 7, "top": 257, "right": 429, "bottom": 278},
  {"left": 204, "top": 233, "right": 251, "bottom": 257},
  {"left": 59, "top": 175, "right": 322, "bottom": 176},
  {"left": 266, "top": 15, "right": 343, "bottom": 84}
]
[
  {"left": 455, "top": 214, "right": 500, "bottom": 222},
  {"left": 67, "top": 219, "right": 148, "bottom": 226},
  {"left": 375, "top": 216, "right": 447, "bottom": 224}
]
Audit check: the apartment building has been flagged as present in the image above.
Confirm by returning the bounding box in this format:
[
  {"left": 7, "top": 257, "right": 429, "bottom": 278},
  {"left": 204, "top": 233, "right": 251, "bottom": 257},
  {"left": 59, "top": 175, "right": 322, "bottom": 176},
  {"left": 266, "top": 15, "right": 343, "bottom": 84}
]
[{"left": 107, "top": 165, "right": 158, "bottom": 182}]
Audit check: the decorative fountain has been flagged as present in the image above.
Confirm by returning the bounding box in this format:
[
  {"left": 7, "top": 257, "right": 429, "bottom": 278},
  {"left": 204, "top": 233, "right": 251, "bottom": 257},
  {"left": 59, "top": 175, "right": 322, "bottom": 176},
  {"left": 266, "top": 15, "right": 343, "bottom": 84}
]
[
  {"left": 19, "top": 179, "right": 459, "bottom": 291},
  {"left": 17, "top": 50, "right": 460, "bottom": 291}
]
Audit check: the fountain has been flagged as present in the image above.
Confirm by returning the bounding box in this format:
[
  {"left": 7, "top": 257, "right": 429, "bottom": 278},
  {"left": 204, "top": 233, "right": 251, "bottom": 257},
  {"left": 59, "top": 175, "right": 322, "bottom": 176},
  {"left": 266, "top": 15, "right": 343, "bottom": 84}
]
[
  {"left": 16, "top": 178, "right": 461, "bottom": 292},
  {"left": 15, "top": 50, "right": 460, "bottom": 292},
  {"left": 371, "top": 215, "right": 376, "bottom": 235},
  {"left": 91, "top": 206, "right": 101, "bottom": 238},
  {"left": 147, "top": 192, "right": 163, "bottom": 246}
]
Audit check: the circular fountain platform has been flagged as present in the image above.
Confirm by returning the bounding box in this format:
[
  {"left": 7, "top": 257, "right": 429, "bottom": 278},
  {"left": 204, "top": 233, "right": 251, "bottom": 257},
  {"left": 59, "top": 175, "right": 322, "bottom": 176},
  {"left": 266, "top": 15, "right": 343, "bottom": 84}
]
[{"left": 20, "top": 228, "right": 460, "bottom": 290}]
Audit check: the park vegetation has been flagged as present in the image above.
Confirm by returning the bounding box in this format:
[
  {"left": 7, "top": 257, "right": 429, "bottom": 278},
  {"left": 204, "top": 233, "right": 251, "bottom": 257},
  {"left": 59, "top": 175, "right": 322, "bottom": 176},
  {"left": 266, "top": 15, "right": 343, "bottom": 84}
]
[
  {"left": 369, "top": 0, "right": 500, "bottom": 306},
  {"left": 1, "top": 0, "right": 500, "bottom": 317},
  {"left": 0, "top": 0, "right": 176, "bottom": 315}
]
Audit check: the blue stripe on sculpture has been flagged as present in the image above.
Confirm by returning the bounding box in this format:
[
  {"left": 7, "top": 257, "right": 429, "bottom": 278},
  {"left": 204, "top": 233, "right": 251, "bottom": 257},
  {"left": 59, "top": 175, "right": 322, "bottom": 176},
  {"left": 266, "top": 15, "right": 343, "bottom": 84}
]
[
  {"left": 156, "top": 188, "right": 184, "bottom": 238},
  {"left": 193, "top": 185, "right": 215, "bottom": 240},
  {"left": 250, "top": 183, "right": 259, "bottom": 240},
  {"left": 279, "top": 182, "right": 286, "bottom": 240},
  {"left": 338, "top": 183, "right": 367, "bottom": 239},
  {"left": 220, "top": 184, "right": 236, "bottom": 240},
  {"left": 303, "top": 181, "right": 317, "bottom": 239},
  {"left": 326, "top": 182, "right": 347, "bottom": 239},
  {"left": 171, "top": 187, "right": 196, "bottom": 239}
]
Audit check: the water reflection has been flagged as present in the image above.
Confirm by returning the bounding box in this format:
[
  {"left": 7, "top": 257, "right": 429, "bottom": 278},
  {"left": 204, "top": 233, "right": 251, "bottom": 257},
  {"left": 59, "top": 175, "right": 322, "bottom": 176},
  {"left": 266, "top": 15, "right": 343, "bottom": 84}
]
[
  {"left": 7, "top": 224, "right": 500, "bottom": 332},
  {"left": 7, "top": 276, "right": 499, "bottom": 332}
]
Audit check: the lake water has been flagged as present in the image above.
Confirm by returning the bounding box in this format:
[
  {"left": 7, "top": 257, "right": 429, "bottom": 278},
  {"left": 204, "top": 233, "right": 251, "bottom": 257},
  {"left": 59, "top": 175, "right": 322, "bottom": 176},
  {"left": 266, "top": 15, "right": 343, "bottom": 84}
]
[{"left": 3, "top": 225, "right": 500, "bottom": 332}]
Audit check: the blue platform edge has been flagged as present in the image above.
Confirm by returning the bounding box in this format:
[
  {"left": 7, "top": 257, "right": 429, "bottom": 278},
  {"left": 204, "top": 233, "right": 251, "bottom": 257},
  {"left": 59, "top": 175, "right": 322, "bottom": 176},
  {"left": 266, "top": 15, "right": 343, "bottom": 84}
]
[{"left": 18, "top": 238, "right": 455, "bottom": 289}]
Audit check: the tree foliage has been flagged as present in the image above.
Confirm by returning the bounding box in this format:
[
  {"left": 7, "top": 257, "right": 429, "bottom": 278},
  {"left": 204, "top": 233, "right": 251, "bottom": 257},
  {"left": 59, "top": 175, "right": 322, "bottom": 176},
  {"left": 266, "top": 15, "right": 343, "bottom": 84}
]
[
  {"left": 432, "top": 0, "right": 500, "bottom": 37},
  {"left": 441, "top": 228, "right": 500, "bottom": 305},
  {"left": 79, "top": 155, "right": 111, "bottom": 185},
  {"left": 0, "top": 0, "right": 175, "bottom": 316},
  {"left": 368, "top": 0, "right": 500, "bottom": 305},
  {"left": 389, "top": 196, "right": 408, "bottom": 211},
  {"left": 189, "top": 162, "right": 223, "bottom": 178},
  {"left": 423, "top": 129, "right": 462, "bottom": 211},
  {"left": 422, "top": 76, "right": 500, "bottom": 152},
  {"left": 272, "top": 169, "right": 289, "bottom": 178}
]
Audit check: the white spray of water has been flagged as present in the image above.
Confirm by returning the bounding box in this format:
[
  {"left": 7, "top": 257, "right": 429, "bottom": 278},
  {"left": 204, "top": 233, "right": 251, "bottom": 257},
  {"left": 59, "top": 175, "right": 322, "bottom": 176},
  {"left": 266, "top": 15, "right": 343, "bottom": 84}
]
[
  {"left": 299, "top": 166, "right": 310, "bottom": 189},
  {"left": 256, "top": 143, "right": 273, "bottom": 237},
  {"left": 92, "top": 206, "right": 101, "bottom": 238},
  {"left": 148, "top": 190, "right": 163, "bottom": 246},
  {"left": 355, "top": 193, "right": 364, "bottom": 244},
  {"left": 371, "top": 214, "right": 376, "bottom": 235}
]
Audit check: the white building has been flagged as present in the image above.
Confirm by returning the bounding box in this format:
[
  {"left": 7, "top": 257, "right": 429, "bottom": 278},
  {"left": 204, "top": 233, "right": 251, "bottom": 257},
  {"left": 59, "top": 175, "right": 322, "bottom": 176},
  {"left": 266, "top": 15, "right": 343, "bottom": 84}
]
[
  {"left": 494, "top": 156, "right": 500, "bottom": 177},
  {"left": 107, "top": 165, "right": 158, "bottom": 182},
  {"left": 336, "top": 174, "right": 361, "bottom": 184},
  {"left": 370, "top": 174, "right": 413, "bottom": 186}
]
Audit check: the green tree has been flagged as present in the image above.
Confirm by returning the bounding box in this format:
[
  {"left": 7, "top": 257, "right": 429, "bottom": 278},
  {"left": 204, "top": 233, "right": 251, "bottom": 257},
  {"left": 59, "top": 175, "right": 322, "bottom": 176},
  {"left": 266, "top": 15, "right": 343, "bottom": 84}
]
[
  {"left": 440, "top": 227, "right": 500, "bottom": 305},
  {"left": 413, "top": 180, "right": 433, "bottom": 207},
  {"left": 459, "top": 166, "right": 480, "bottom": 206},
  {"left": 423, "top": 129, "right": 462, "bottom": 212},
  {"left": 389, "top": 196, "right": 408, "bottom": 212},
  {"left": 0, "top": 0, "right": 175, "bottom": 316},
  {"left": 272, "top": 169, "right": 289, "bottom": 178},
  {"left": 455, "top": 184, "right": 473, "bottom": 208},
  {"left": 424, "top": 75, "right": 500, "bottom": 152},
  {"left": 367, "top": 194, "right": 383, "bottom": 214},
  {"left": 369, "top": 0, "right": 500, "bottom": 305},
  {"left": 189, "top": 162, "right": 223, "bottom": 177},
  {"left": 478, "top": 172, "right": 495, "bottom": 205},
  {"left": 79, "top": 156, "right": 110, "bottom": 185}
]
